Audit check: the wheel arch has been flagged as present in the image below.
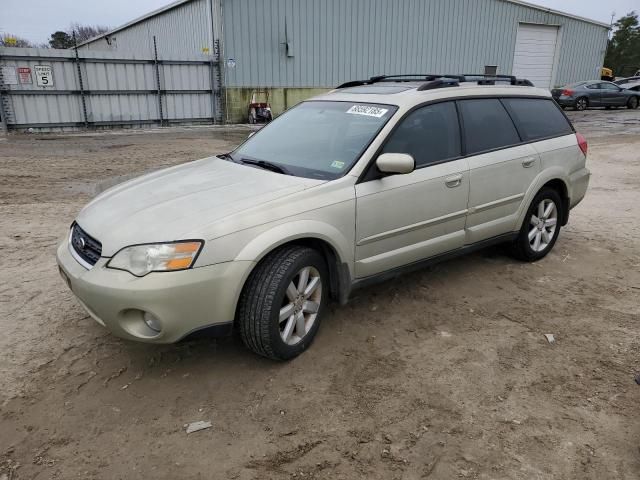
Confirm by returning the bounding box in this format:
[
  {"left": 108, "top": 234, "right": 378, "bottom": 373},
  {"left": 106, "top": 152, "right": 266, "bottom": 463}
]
[
  {"left": 234, "top": 221, "right": 354, "bottom": 307},
  {"left": 541, "top": 178, "right": 570, "bottom": 226},
  {"left": 515, "top": 170, "right": 571, "bottom": 230}
]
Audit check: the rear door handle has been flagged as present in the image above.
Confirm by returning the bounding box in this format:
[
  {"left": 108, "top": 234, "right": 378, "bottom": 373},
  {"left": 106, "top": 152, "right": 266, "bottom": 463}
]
[
  {"left": 445, "top": 174, "right": 463, "bottom": 188},
  {"left": 522, "top": 157, "right": 536, "bottom": 168}
]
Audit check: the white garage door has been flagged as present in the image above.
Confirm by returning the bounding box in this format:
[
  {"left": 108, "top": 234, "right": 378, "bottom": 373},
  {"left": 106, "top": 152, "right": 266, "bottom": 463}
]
[{"left": 512, "top": 24, "right": 559, "bottom": 90}]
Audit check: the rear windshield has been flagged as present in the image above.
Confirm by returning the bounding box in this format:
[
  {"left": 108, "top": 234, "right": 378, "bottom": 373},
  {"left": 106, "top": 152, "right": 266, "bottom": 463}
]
[
  {"left": 232, "top": 101, "right": 397, "bottom": 180},
  {"left": 502, "top": 98, "right": 573, "bottom": 141}
]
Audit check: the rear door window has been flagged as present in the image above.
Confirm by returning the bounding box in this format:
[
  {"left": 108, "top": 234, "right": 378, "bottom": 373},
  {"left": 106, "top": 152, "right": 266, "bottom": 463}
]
[
  {"left": 457, "top": 99, "right": 521, "bottom": 155},
  {"left": 382, "top": 101, "right": 461, "bottom": 168},
  {"left": 502, "top": 98, "right": 573, "bottom": 141},
  {"left": 600, "top": 83, "right": 621, "bottom": 91}
]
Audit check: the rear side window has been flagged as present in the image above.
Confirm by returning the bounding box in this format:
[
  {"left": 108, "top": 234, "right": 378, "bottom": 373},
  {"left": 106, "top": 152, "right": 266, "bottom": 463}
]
[
  {"left": 382, "top": 101, "right": 461, "bottom": 167},
  {"left": 503, "top": 98, "right": 573, "bottom": 141},
  {"left": 458, "top": 99, "right": 520, "bottom": 155}
]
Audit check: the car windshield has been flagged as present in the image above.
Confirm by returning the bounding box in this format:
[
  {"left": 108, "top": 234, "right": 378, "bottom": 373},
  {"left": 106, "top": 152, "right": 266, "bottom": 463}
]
[{"left": 231, "top": 101, "right": 397, "bottom": 180}]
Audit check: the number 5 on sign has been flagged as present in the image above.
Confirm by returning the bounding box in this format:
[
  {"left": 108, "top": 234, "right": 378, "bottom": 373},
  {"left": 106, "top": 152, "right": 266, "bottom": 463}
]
[{"left": 34, "top": 65, "right": 54, "bottom": 87}]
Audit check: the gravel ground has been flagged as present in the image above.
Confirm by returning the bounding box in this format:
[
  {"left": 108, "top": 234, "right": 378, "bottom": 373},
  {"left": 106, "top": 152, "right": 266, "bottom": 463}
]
[{"left": 0, "top": 109, "right": 639, "bottom": 479}]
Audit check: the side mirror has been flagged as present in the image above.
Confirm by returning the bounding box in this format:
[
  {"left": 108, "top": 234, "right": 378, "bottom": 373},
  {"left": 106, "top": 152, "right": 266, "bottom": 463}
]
[{"left": 376, "top": 153, "right": 415, "bottom": 175}]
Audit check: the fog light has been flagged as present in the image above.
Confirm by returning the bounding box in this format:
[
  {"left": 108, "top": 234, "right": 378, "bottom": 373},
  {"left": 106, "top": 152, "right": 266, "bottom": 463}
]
[{"left": 143, "top": 312, "right": 162, "bottom": 333}]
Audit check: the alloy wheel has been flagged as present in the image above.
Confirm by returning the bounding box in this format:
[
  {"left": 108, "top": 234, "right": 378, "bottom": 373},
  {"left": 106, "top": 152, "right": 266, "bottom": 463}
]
[
  {"left": 278, "top": 266, "right": 322, "bottom": 345},
  {"left": 528, "top": 199, "right": 558, "bottom": 252},
  {"left": 576, "top": 98, "right": 587, "bottom": 111}
]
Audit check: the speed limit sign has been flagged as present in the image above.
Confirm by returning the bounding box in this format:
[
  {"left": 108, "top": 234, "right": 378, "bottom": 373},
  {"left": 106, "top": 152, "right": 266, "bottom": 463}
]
[{"left": 34, "top": 65, "right": 54, "bottom": 87}]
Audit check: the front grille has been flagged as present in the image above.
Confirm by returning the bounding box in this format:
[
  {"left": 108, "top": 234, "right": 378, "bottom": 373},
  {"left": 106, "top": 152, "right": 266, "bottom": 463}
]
[{"left": 70, "top": 223, "right": 102, "bottom": 266}]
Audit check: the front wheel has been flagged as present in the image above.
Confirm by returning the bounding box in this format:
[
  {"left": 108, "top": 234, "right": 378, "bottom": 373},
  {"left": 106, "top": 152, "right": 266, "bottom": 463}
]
[
  {"left": 237, "top": 245, "right": 328, "bottom": 360},
  {"left": 511, "top": 188, "right": 563, "bottom": 262},
  {"left": 627, "top": 96, "right": 639, "bottom": 109}
]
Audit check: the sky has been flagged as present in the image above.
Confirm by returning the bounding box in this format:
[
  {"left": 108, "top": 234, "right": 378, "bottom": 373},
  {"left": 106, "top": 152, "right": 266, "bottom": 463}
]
[{"left": 1, "top": 0, "right": 638, "bottom": 45}]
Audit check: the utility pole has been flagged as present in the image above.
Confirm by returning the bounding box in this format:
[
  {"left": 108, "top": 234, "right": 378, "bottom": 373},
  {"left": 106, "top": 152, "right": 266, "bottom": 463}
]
[{"left": 609, "top": 11, "right": 616, "bottom": 39}]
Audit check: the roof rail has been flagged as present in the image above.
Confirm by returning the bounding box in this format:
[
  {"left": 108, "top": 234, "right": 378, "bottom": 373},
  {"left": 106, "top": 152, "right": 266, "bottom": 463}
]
[
  {"left": 416, "top": 78, "right": 460, "bottom": 91},
  {"left": 336, "top": 74, "right": 534, "bottom": 90},
  {"left": 461, "top": 74, "right": 534, "bottom": 86},
  {"left": 336, "top": 74, "right": 465, "bottom": 89}
]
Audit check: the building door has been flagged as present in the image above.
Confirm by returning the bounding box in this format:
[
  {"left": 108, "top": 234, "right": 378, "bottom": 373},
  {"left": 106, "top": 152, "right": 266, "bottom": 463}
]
[{"left": 512, "top": 23, "right": 560, "bottom": 89}]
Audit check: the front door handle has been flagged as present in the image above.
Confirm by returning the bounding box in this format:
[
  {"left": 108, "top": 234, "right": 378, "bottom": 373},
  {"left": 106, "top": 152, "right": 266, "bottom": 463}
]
[
  {"left": 445, "top": 174, "right": 463, "bottom": 188},
  {"left": 522, "top": 157, "right": 536, "bottom": 168}
]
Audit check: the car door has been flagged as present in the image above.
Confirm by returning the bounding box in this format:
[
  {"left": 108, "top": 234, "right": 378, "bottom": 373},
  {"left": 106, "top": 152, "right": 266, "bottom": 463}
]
[
  {"left": 354, "top": 101, "right": 469, "bottom": 278},
  {"left": 584, "top": 82, "right": 602, "bottom": 106},
  {"left": 600, "top": 82, "right": 627, "bottom": 106},
  {"left": 458, "top": 98, "right": 540, "bottom": 244}
]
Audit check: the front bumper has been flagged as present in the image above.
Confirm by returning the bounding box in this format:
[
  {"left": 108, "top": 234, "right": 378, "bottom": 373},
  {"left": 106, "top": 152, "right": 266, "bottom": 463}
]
[{"left": 56, "top": 238, "right": 254, "bottom": 343}]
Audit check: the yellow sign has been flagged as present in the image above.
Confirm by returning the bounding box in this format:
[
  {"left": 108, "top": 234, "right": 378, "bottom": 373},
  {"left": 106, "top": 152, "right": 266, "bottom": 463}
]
[{"left": 201, "top": 47, "right": 210, "bottom": 54}]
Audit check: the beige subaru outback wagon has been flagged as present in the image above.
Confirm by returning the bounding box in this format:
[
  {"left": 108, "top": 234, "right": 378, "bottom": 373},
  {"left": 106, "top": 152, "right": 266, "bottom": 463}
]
[{"left": 57, "top": 74, "right": 590, "bottom": 360}]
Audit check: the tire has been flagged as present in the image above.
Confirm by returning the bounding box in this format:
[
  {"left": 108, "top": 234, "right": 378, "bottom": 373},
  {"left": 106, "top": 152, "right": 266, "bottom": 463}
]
[
  {"left": 237, "top": 245, "right": 328, "bottom": 360},
  {"left": 574, "top": 97, "right": 588, "bottom": 111},
  {"left": 511, "top": 188, "right": 563, "bottom": 262},
  {"left": 627, "top": 96, "right": 639, "bottom": 109}
]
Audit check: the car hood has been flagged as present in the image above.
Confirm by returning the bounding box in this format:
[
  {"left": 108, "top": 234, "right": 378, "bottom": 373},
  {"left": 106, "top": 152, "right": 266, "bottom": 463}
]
[{"left": 76, "top": 157, "right": 324, "bottom": 256}]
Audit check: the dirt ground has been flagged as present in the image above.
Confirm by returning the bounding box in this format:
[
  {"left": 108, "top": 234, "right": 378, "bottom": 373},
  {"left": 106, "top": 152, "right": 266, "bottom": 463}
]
[{"left": 1, "top": 109, "right": 639, "bottom": 480}]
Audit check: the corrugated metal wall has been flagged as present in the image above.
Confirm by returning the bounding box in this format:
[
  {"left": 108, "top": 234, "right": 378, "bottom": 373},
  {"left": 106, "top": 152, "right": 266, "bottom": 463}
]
[
  {"left": 80, "top": 0, "right": 219, "bottom": 59},
  {"left": 0, "top": 47, "right": 220, "bottom": 130},
  {"left": 222, "top": 0, "right": 609, "bottom": 88}
]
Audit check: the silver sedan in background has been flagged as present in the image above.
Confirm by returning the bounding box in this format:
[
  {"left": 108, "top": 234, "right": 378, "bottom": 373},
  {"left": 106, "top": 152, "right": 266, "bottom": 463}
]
[
  {"left": 552, "top": 80, "right": 640, "bottom": 111},
  {"left": 614, "top": 76, "right": 640, "bottom": 92}
]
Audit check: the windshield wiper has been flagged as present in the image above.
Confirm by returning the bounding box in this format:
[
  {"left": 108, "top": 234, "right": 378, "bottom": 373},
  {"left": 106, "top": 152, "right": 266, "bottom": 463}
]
[{"left": 240, "top": 158, "right": 292, "bottom": 176}]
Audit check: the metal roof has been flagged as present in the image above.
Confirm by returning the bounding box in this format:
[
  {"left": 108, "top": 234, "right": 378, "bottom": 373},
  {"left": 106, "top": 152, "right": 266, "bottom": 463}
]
[
  {"left": 503, "top": 0, "right": 610, "bottom": 28},
  {"left": 77, "top": 0, "right": 195, "bottom": 47},
  {"left": 78, "top": 0, "right": 609, "bottom": 48}
]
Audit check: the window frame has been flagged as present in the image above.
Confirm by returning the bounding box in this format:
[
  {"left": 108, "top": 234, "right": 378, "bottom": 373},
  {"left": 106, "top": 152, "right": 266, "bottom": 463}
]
[
  {"left": 360, "top": 99, "right": 465, "bottom": 182},
  {"left": 379, "top": 100, "right": 464, "bottom": 170},
  {"left": 358, "top": 94, "right": 575, "bottom": 184},
  {"left": 500, "top": 97, "right": 575, "bottom": 143},
  {"left": 456, "top": 97, "right": 524, "bottom": 157}
]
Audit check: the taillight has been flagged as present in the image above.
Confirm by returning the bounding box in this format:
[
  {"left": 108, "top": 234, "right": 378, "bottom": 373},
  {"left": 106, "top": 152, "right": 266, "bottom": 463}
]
[
  {"left": 561, "top": 89, "right": 574, "bottom": 96},
  {"left": 576, "top": 133, "right": 588, "bottom": 156}
]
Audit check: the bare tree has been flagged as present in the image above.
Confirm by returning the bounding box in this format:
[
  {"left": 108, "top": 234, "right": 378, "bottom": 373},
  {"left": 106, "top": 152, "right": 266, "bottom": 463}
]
[
  {"left": 68, "top": 23, "right": 111, "bottom": 44},
  {"left": 0, "top": 33, "right": 34, "bottom": 48}
]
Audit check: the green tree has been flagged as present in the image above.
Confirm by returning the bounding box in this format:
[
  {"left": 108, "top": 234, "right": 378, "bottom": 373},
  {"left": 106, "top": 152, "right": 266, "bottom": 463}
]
[
  {"left": 604, "top": 12, "right": 640, "bottom": 77},
  {"left": 49, "top": 31, "right": 73, "bottom": 49}
]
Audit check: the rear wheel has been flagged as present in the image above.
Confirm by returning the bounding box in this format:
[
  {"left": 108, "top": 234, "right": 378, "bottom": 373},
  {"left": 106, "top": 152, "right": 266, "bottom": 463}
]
[
  {"left": 627, "top": 96, "right": 639, "bottom": 109},
  {"left": 237, "top": 245, "right": 327, "bottom": 360},
  {"left": 511, "top": 188, "right": 563, "bottom": 262},
  {"left": 574, "top": 97, "right": 588, "bottom": 111}
]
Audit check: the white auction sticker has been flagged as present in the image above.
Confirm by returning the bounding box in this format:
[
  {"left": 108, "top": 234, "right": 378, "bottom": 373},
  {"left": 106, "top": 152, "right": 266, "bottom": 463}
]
[{"left": 346, "top": 105, "right": 388, "bottom": 118}]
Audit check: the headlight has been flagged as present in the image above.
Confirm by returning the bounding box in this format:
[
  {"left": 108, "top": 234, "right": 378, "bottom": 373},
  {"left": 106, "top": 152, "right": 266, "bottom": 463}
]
[{"left": 107, "top": 241, "right": 203, "bottom": 277}]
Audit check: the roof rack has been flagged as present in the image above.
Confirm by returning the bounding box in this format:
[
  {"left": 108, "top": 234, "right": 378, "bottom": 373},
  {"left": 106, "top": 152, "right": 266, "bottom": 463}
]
[{"left": 336, "top": 74, "right": 534, "bottom": 91}]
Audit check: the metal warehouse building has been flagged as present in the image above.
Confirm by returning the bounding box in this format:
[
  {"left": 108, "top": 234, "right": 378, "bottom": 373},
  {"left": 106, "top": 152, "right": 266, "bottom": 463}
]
[{"left": 79, "top": 0, "right": 609, "bottom": 123}]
